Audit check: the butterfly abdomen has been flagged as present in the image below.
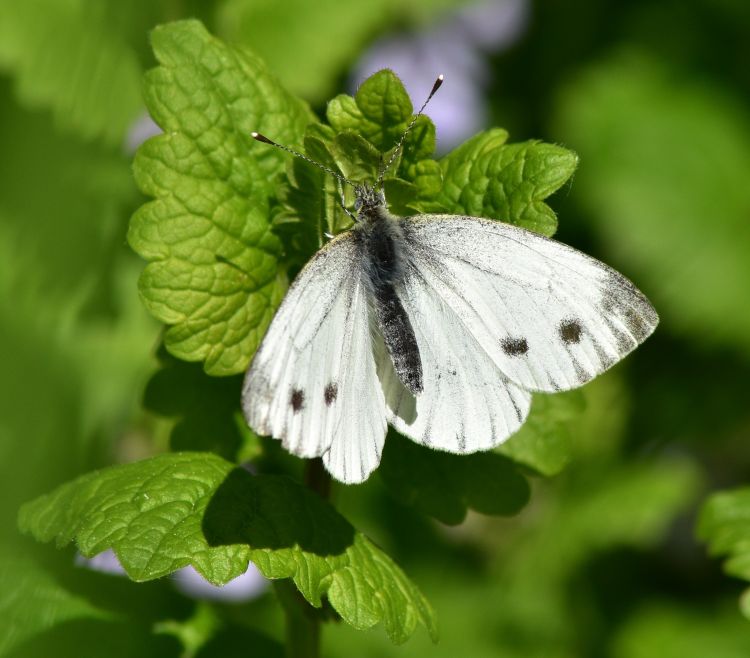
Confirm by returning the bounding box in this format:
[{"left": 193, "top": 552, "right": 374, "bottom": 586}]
[{"left": 356, "top": 207, "right": 423, "bottom": 395}]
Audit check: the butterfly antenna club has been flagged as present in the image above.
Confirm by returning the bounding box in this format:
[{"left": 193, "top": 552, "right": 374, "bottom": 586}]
[{"left": 376, "top": 73, "right": 444, "bottom": 188}]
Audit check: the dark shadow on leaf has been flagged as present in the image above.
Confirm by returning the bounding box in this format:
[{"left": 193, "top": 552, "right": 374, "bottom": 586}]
[
  {"left": 143, "top": 345, "right": 243, "bottom": 460},
  {"left": 379, "top": 430, "right": 531, "bottom": 525},
  {"left": 202, "top": 468, "right": 355, "bottom": 555}
]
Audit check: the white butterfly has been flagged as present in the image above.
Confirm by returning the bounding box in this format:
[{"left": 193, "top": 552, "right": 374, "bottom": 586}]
[{"left": 242, "top": 76, "right": 658, "bottom": 484}]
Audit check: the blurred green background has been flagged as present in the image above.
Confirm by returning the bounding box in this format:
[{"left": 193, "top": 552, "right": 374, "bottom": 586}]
[{"left": 1, "top": 0, "right": 749, "bottom": 656}]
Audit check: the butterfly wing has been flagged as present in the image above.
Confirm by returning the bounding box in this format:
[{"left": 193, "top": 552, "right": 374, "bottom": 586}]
[
  {"left": 375, "top": 269, "right": 533, "bottom": 453},
  {"left": 242, "top": 234, "right": 387, "bottom": 484},
  {"left": 398, "top": 214, "right": 658, "bottom": 395}
]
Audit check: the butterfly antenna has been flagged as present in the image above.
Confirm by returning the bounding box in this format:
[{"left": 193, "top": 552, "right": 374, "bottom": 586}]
[
  {"left": 251, "top": 132, "right": 355, "bottom": 188},
  {"left": 376, "top": 74, "right": 444, "bottom": 188}
]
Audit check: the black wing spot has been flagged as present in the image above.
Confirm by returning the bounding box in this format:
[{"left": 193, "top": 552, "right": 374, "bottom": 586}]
[
  {"left": 290, "top": 388, "right": 305, "bottom": 413},
  {"left": 501, "top": 337, "right": 529, "bottom": 356},
  {"left": 559, "top": 319, "right": 583, "bottom": 344},
  {"left": 324, "top": 382, "right": 338, "bottom": 406}
]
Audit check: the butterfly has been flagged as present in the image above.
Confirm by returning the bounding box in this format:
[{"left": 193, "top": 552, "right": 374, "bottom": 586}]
[{"left": 241, "top": 75, "right": 658, "bottom": 484}]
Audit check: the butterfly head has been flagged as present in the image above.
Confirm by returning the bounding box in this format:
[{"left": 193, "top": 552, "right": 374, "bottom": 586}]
[{"left": 354, "top": 184, "right": 386, "bottom": 221}]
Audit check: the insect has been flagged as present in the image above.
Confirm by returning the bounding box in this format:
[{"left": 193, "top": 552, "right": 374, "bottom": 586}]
[{"left": 242, "top": 75, "right": 658, "bottom": 484}]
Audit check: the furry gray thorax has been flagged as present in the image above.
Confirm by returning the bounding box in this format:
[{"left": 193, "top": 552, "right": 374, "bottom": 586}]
[{"left": 353, "top": 186, "right": 423, "bottom": 395}]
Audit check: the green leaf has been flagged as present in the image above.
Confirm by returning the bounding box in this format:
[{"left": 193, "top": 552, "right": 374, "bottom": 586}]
[
  {"left": 497, "top": 390, "right": 586, "bottom": 476},
  {"left": 697, "top": 487, "right": 750, "bottom": 618},
  {"left": 401, "top": 115, "right": 438, "bottom": 167},
  {"left": 326, "top": 71, "right": 438, "bottom": 179},
  {"left": 383, "top": 178, "right": 421, "bottom": 216},
  {"left": 271, "top": 123, "right": 358, "bottom": 264},
  {"left": 378, "top": 431, "right": 530, "bottom": 525},
  {"left": 554, "top": 51, "right": 750, "bottom": 353},
  {"left": 330, "top": 132, "right": 383, "bottom": 183},
  {"left": 413, "top": 128, "right": 578, "bottom": 236},
  {"left": 0, "top": 0, "right": 143, "bottom": 145},
  {"left": 142, "top": 347, "right": 244, "bottom": 459},
  {"left": 408, "top": 159, "right": 443, "bottom": 203},
  {"left": 269, "top": 71, "right": 444, "bottom": 262},
  {"left": 0, "top": 547, "right": 110, "bottom": 656},
  {"left": 328, "top": 70, "right": 414, "bottom": 152},
  {"left": 128, "top": 20, "right": 314, "bottom": 375},
  {"left": 19, "top": 452, "right": 437, "bottom": 644}
]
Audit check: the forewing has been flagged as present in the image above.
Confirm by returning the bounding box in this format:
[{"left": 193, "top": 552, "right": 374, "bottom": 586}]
[
  {"left": 242, "top": 234, "right": 387, "bottom": 484},
  {"left": 376, "top": 271, "right": 532, "bottom": 454},
  {"left": 399, "top": 214, "right": 658, "bottom": 393}
]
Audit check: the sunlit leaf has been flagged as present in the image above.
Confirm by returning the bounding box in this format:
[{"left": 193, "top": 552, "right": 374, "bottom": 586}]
[{"left": 19, "top": 453, "right": 437, "bottom": 644}]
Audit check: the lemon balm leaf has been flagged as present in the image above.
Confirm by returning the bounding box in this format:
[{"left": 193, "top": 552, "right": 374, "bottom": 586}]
[
  {"left": 328, "top": 70, "right": 414, "bottom": 151},
  {"left": 19, "top": 453, "right": 437, "bottom": 644},
  {"left": 379, "top": 432, "right": 530, "bottom": 525},
  {"left": 142, "top": 346, "right": 245, "bottom": 459},
  {"left": 128, "top": 20, "right": 313, "bottom": 375},
  {"left": 413, "top": 129, "right": 578, "bottom": 236},
  {"left": 330, "top": 132, "right": 383, "bottom": 183},
  {"left": 497, "top": 391, "right": 586, "bottom": 477}
]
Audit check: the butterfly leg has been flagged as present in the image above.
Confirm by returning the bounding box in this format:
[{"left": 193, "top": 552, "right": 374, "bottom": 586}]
[{"left": 337, "top": 178, "right": 357, "bottom": 223}]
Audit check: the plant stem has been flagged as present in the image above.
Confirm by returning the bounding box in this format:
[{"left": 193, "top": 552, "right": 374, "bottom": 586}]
[
  {"left": 274, "top": 579, "right": 321, "bottom": 658},
  {"left": 273, "top": 458, "right": 332, "bottom": 657},
  {"left": 305, "top": 457, "right": 332, "bottom": 500}
]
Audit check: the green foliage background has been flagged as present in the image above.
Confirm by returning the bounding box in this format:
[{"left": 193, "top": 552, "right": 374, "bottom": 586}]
[{"left": 1, "top": 0, "right": 749, "bottom": 656}]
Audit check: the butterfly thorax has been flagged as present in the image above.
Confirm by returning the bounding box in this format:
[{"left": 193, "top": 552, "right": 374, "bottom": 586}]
[
  {"left": 353, "top": 185, "right": 423, "bottom": 395},
  {"left": 354, "top": 198, "right": 404, "bottom": 288}
]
